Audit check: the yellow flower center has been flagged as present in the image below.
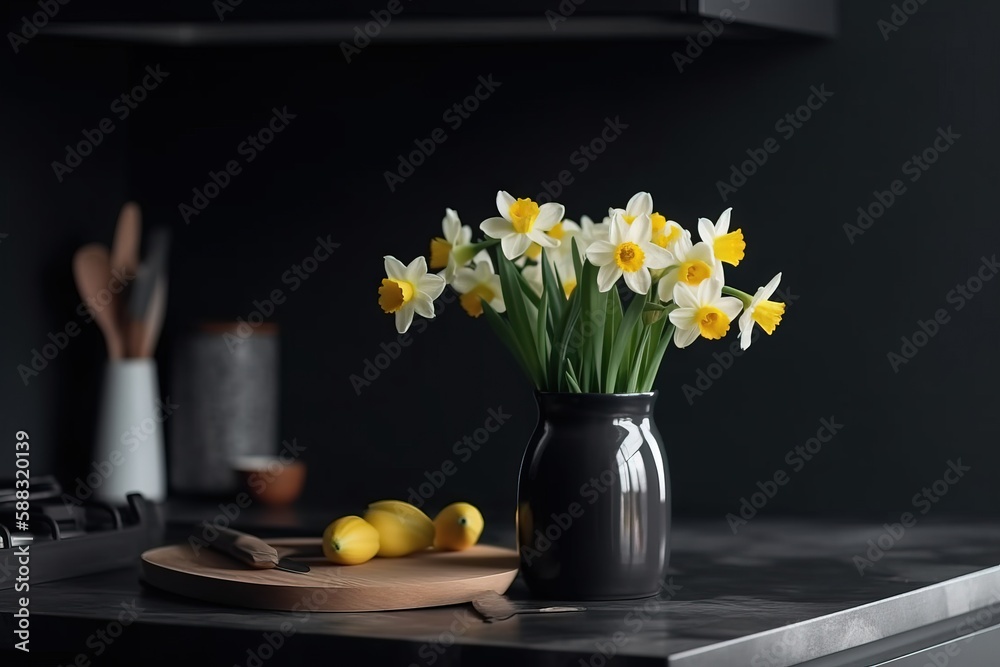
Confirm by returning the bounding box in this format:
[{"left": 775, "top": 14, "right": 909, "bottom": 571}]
[
  {"left": 679, "top": 260, "right": 712, "bottom": 285},
  {"left": 459, "top": 285, "right": 495, "bottom": 318},
  {"left": 653, "top": 225, "right": 681, "bottom": 249},
  {"left": 509, "top": 198, "right": 540, "bottom": 234},
  {"left": 429, "top": 238, "right": 451, "bottom": 269},
  {"left": 650, "top": 213, "right": 666, "bottom": 234},
  {"left": 714, "top": 229, "right": 746, "bottom": 266},
  {"left": 562, "top": 279, "right": 577, "bottom": 298},
  {"left": 622, "top": 214, "right": 636, "bottom": 224},
  {"left": 378, "top": 279, "right": 414, "bottom": 313},
  {"left": 548, "top": 222, "right": 566, "bottom": 240},
  {"left": 695, "top": 306, "right": 731, "bottom": 340},
  {"left": 614, "top": 242, "right": 645, "bottom": 273},
  {"left": 525, "top": 243, "right": 542, "bottom": 260},
  {"left": 752, "top": 300, "right": 785, "bottom": 334}
]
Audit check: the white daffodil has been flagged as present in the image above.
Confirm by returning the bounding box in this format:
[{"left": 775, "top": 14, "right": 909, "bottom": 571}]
[
  {"left": 656, "top": 235, "right": 724, "bottom": 304},
  {"left": 586, "top": 212, "right": 672, "bottom": 294},
  {"left": 608, "top": 191, "right": 653, "bottom": 225},
  {"left": 378, "top": 256, "right": 446, "bottom": 334},
  {"left": 649, "top": 212, "right": 686, "bottom": 251},
  {"left": 518, "top": 218, "right": 581, "bottom": 267},
  {"left": 668, "top": 278, "right": 744, "bottom": 349},
  {"left": 429, "top": 208, "right": 475, "bottom": 283},
  {"left": 576, "top": 215, "right": 610, "bottom": 257},
  {"left": 739, "top": 272, "right": 785, "bottom": 350},
  {"left": 453, "top": 261, "right": 505, "bottom": 318},
  {"left": 698, "top": 208, "right": 746, "bottom": 266},
  {"left": 481, "top": 191, "right": 564, "bottom": 260},
  {"left": 522, "top": 252, "right": 577, "bottom": 299}
]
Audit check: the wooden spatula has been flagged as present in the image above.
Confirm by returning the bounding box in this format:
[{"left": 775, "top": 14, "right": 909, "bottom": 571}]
[{"left": 72, "top": 244, "right": 125, "bottom": 360}]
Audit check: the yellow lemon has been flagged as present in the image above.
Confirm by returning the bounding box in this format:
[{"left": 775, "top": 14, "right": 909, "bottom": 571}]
[
  {"left": 433, "top": 502, "right": 484, "bottom": 551},
  {"left": 322, "top": 516, "right": 380, "bottom": 565},
  {"left": 363, "top": 500, "right": 435, "bottom": 557}
]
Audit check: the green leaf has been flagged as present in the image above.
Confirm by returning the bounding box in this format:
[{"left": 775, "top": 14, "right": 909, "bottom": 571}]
[
  {"left": 535, "top": 291, "right": 549, "bottom": 389},
  {"left": 539, "top": 249, "right": 564, "bottom": 328},
  {"left": 640, "top": 323, "right": 676, "bottom": 392},
  {"left": 565, "top": 359, "right": 583, "bottom": 393},
  {"left": 552, "top": 284, "right": 582, "bottom": 391},
  {"left": 496, "top": 252, "right": 543, "bottom": 386},
  {"left": 602, "top": 286, "right": 622, "bottom": 390},
  {"left": 605, "top": 292, "right": 645, "bottom": 392},
  {"left": 626, "top": 327, "right": 651, "bottom": 393},
  {"left": 482, "top": 300, "right": 539, "bottom": 386}
]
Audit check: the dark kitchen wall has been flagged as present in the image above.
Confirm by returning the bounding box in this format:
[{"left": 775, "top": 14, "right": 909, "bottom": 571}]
[{"left": 4, "top": 0, "right": 999, "bottom": 524}]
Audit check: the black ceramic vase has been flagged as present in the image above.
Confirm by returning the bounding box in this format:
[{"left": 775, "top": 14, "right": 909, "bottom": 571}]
[{"left": 516, "top": 392, "right": 670, "bottom": 600}]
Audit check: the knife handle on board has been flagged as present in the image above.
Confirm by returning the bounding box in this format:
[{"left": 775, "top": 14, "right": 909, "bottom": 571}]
[{"left": 210, "top": 527, "right": 279, "bottom": 569}]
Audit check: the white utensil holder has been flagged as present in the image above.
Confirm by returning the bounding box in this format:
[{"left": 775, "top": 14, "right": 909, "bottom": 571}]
[{"left": 93, "top": 358, "right": 167, "bottom": 503}]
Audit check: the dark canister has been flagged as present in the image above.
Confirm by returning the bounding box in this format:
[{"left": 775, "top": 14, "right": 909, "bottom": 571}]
[{"left": 517, "top": 391, "right": 669, "bottom": 600}]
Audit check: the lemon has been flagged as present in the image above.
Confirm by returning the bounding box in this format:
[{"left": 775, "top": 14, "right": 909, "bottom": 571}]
[
  {"left": 322, "top": 516, "right": 380, "bottom": 565},
  {"left": 433, "top": 502, "right": 484, "bottom": 551},
  {"left": 363, "top": 500, "right": 435, "bottom": 557}
]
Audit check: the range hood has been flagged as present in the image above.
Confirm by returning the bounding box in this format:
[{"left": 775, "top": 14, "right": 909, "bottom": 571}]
[{"left": 16, "top": 0, "right": 837, "bottom": 45}]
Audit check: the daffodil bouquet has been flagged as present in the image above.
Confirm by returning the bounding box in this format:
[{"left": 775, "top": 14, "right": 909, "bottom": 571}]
[{"left": 378, "top": 191, "right": 785, "bottom": 393}]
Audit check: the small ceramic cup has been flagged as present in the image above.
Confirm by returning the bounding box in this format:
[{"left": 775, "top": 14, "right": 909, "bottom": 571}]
[{"left": 92, "top": 358, "right": 167, "bottom": 503}]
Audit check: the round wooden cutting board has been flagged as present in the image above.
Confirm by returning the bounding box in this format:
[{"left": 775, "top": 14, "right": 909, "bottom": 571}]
[{"left": 140, "top": 537, "right": 520, "bottom": 612}]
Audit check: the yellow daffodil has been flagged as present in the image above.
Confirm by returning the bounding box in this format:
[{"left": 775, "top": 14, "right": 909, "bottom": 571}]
[
  {"left": 739, "top": 272, "right": 785, "bottom": 350},
  {"left": 453, "top": 261, "right": 505, "bottom": 318},
  {"left": 481, "top": 191, "right": 564, "bottom": 260},
  {"left": 429, "top": 208, "right": 474, "bottom": 283},
  {"left": 608, "top": 191, "right": 653, "bottom": 225},
  {"left": 668, "top": 278, "right": 744, "bottom": 349},
  {"left": 378, "top": 256, "right": 446, "bottom": 334},
  {"left": 656, "top": 236, "right": 724, "bottom": 304},
  {"left": 698, "top": 208, "right": 745, "bottom": 266},
  {"left": 586, "top": 212, "right": 672, "bottom": 294}
]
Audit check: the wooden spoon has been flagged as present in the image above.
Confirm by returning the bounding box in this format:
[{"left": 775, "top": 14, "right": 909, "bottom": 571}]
[
  {"left": 111, "top": 202, "right": 141, "bottom": 281},
  {"left": 72, "top": 244, "right": 125, "bottom": 360}
]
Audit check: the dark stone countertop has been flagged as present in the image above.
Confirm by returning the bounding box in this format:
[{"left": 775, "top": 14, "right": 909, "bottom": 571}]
[{"left": 3, "top": 507, "right": 1000, "bottom": 666}]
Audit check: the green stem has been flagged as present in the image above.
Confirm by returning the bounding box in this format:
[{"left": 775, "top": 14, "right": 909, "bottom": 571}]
[{"left": 722, "top": 286, "right": 754, "bottom": 306}]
